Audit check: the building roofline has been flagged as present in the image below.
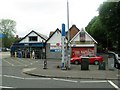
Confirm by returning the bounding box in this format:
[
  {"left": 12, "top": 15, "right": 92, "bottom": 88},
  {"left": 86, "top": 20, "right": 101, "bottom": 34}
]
[
  {"left": 18, "top": 30, "right": 47, "bottom": 43},
  {"left": 46, "top": 28, "right": 61, "bottom": 42},
  {"left": 70, "top": 29, "right": 98, "bottom": 44}
]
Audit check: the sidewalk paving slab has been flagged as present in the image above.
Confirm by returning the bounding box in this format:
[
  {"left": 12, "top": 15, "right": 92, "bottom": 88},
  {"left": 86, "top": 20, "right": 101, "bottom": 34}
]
[{"left": 23, "top": 63, "right": 120, "bottom": 80}]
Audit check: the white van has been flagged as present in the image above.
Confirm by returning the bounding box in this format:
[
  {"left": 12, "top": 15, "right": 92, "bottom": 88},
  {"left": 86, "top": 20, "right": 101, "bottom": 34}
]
[{"left": 107, "top": 51, "right": 120, "bottom": 69}]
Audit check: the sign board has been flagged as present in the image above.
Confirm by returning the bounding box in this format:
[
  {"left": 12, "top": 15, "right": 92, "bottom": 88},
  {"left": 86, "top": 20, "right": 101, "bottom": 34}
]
[
  {"left": 50, "top": 43, "right": 61, "bottom": 52},
  {"left": 71, "top": 47, "right": 94, "bottom": 57}
]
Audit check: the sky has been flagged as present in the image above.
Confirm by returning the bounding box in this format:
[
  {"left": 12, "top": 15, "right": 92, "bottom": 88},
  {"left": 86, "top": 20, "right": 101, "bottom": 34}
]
[{"left": 0, "top": 0, "right": 106, "bottom": 37}]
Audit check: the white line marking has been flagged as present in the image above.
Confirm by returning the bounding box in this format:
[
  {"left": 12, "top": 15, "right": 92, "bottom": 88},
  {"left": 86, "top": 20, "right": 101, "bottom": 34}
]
[
  {"left": 108, "top": 80, "right": 120, "bottom": 90},
  {"left": 3, "top": 75, "right": 51, "bottom": 80},
  {"left": 23, "top": 68, "right": 36, "bottom": 72},
  {"left": 25, "top": 78, "right": 51, "bottom": 80},
  {"left": 10, "top": 58, "right": 26, "bottom": 66},
  {"left": 80, "top": 80, "right": 107, "bottom": 83},
  {"left": 0, "top": 86, "right": 15, "bottom": 88},
  {"left": 117, "top": 74, "right": 120, "bottom": 77},
  {"left": 53, "top": 78, "right": 78, "bottom": 83},
  {"left": 17, "top": 58, "right": 36, "bottom": 66},
  {"left": 3, "top": 75, "right": 24, "bottom": 79},
  {"left": 17, "top": 58, "right": 31, "bottom": 64},
  {"left": 3, "top": 60, "right": 14, "bottom": 66}
]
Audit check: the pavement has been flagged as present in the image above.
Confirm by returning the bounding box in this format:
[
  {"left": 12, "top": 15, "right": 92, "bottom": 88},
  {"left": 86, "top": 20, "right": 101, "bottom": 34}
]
[{"left": 23, "top": 59, "right": 120, "bottom": 80}]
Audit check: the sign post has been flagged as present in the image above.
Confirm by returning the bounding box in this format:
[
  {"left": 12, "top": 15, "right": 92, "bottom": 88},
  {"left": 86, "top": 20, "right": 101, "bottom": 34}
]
[{"left": 61, "top": 24, "right": 66, "bottom": 70}]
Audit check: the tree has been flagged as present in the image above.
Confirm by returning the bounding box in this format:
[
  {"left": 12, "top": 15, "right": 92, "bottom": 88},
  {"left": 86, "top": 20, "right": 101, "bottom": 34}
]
[
  {"left": 98, "top": 2, "right": 120, "bottom": 51},
  {"left": 86, "top": 16, "right": 108, "bottom": 53},
  {"left": 86, "top": 1, "right": 120, "bottom": 52},
  {"left": 0, "top": 19, "right": 16, "bottom": 48}
]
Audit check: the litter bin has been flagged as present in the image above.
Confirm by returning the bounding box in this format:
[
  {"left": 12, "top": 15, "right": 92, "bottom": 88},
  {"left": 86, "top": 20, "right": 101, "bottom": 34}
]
[
  {"left": 99, "top": 62, "right": 106, "bottom": 70},
  {"left": 43, "top": 59, "right": 47, "bottom": 69},
  {"left": 108, "top": 57, "right": 114, "bottom": 70},
  {"left": 81, "top": 57, "right": 89, "bottom": 70}
]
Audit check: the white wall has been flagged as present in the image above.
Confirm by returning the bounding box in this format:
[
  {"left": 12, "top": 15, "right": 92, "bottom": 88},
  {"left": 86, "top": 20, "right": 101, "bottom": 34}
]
[
  {"left": 47, "top": 31, "right": 61, "bottom": 44},
  {"left": 20, "top": 32, "right": 45, "bottom": 43},
  {"left": 72, "top": 33, "right": 94, "bottom": 42}
]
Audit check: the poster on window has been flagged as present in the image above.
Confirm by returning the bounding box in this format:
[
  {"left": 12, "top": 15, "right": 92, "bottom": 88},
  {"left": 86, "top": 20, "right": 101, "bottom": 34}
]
[{"left": 71, "top": 47, "right": 95, "bottom": 57}]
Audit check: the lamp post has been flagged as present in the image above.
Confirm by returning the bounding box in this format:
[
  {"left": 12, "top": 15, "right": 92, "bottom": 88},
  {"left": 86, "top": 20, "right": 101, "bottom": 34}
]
[{"left": 67, "top": 0, "right": 71, "bottom": 69}]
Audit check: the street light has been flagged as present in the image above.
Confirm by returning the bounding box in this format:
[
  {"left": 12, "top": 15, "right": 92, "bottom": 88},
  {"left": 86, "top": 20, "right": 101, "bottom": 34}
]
[{"left": 67, "top": 0, "right": 71, "bottom": 69}]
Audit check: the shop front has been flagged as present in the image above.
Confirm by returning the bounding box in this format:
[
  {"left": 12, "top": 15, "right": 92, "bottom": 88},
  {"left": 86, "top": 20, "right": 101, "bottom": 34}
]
[
  {"left": 70, "top": 28, "right": 97, "bottom": 58},
  {"left": 11, "top": 43, "right": 46, "bottom": 59},
  {"left": 10, "top": 30, "right": 48, "bottom": 59}
]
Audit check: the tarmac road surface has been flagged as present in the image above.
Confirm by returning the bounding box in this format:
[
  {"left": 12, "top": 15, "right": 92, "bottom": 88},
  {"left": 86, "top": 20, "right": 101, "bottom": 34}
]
[{"left": 0, "top": 52, "right": 120, "bottom": 89}]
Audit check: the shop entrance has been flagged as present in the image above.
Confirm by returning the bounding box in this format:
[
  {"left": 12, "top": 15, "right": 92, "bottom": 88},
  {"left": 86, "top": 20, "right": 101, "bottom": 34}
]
[{"left": 31, "top": 47, "right": 45, "bottom": 59}]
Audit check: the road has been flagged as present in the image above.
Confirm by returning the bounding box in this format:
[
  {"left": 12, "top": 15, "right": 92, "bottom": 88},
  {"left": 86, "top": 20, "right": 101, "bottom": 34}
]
[{"left": 0, "top": 52, "right": 120, "bottom": 89}]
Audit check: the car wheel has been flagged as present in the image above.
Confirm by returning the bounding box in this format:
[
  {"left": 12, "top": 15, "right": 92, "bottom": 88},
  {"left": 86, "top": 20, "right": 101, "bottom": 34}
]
[
  {"left": 94, "top": 60, "right": 99, "bottom": 65},
  {"left": 74, "top": 61, "right": 79, "bottom": 65}
]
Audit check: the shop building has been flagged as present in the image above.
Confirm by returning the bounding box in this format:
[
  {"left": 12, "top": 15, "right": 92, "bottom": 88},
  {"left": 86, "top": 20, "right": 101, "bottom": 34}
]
[
  {"left": 70, "top": 28, "right": 97, "bottom": 57},
  {"left": 11, "top": 25, "right": 97, "bottom": 59},
  {"left": 11, "top": 30, "right": 48, "bottom": 59},
  {"left": 46, "top": 25, "right": 80, "bottom": 59},
  {"left": 46, "top": 28, "right": 62, "bottom": 59}
]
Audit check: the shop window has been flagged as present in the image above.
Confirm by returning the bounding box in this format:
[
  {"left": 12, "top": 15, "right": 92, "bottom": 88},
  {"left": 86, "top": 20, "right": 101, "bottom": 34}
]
[{"left": 29, "top": 36, "right": 38, "bottom": 41}]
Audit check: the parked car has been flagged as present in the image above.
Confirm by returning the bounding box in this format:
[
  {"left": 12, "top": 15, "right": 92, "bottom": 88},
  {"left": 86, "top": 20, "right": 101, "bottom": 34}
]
[
  {"left": 70, "top": 55, "right": 103, "bottom": 65},
  {"left": 107, "top": 51, "right": 120, "bottom": 69},
  {"left": 1, "top": 47, "right": 10, "bottom": 52}
]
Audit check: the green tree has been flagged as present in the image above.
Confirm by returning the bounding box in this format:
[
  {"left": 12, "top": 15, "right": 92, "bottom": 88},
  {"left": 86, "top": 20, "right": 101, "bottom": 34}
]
[
  {"left": 0, "top": 19, "right": 16, "bottom": 48},
  {"left": 86, "top": 1, "right": 120, "bottom": 52},
  {"left": 86, "top": 16, "right": 108, "bottom": 52},
  {"left": 98, "top": 2, "right": 120, "bottom": 51}
]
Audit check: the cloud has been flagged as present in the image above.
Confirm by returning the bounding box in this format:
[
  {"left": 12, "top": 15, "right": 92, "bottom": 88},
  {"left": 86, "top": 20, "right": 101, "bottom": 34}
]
[{"left": 0, "top": 0, "right": 105, "bottom": 37}]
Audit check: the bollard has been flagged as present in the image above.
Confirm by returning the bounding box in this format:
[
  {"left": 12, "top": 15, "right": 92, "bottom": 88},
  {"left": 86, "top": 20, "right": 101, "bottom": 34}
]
[
  {"left": 61, "top": 63, "right": 67, "bottom": 70},
  {"left": 43, "top": 59, "right": 47, "bottom": 69},
  {"left": 61, "top": 63, "right": 64, "bottom": 69}
]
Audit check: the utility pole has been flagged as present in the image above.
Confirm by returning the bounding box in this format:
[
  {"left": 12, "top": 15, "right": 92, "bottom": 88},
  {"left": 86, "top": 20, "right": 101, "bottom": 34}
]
[{"left": 67, "top": 0, "right": 71, "bottom": 69}]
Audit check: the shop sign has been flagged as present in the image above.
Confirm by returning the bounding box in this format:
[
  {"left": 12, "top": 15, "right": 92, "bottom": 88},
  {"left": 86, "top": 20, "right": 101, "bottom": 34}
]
[{"left": 50, "top": 43, "right": 61, "bottom": 52}]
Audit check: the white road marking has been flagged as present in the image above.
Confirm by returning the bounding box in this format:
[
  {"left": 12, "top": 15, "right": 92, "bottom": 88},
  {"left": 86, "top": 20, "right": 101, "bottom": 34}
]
[
  {"left": 116, "top": 74, "right": 120, "bottom": 77},
  {"left": 3, "top": 75, "right": 24, "bottom": 79},
  {"left": 17, "top": 58, "right": 38, "bottom": 66},
  {"left": 10, "top": 58, "right": 27, "bottom": 66},
  {"left": 108, "top": 80, "right": 120, "bottom": 90},
  {"left": 0, "top": 86, "right": 15, "bottom": 88},
  {"left": 23, "top": 68, "right": 36, "bottom": 72},
  {"left": 53, "top": 78, "right": 78, "bottom": 83},
  {"left": 17, "top": 58, "right": 31, "bottom": 64},
  {"left": 3, "top": 75, "right": 51, "bottom": 80},
  {"left": 25, "top": 78, "right": 51, "bottom": 80},
  {"left": 3, "top": 60, "right": 14, "bottom": 66},
  {"left": 80, "top": 80, "right": 107, "bottom": 83}
]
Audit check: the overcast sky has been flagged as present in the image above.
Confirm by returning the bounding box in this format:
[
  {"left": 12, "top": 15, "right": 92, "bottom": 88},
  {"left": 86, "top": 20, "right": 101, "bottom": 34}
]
[{"left": 0, "top": 0, "right": 106, "bottom": 37}]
